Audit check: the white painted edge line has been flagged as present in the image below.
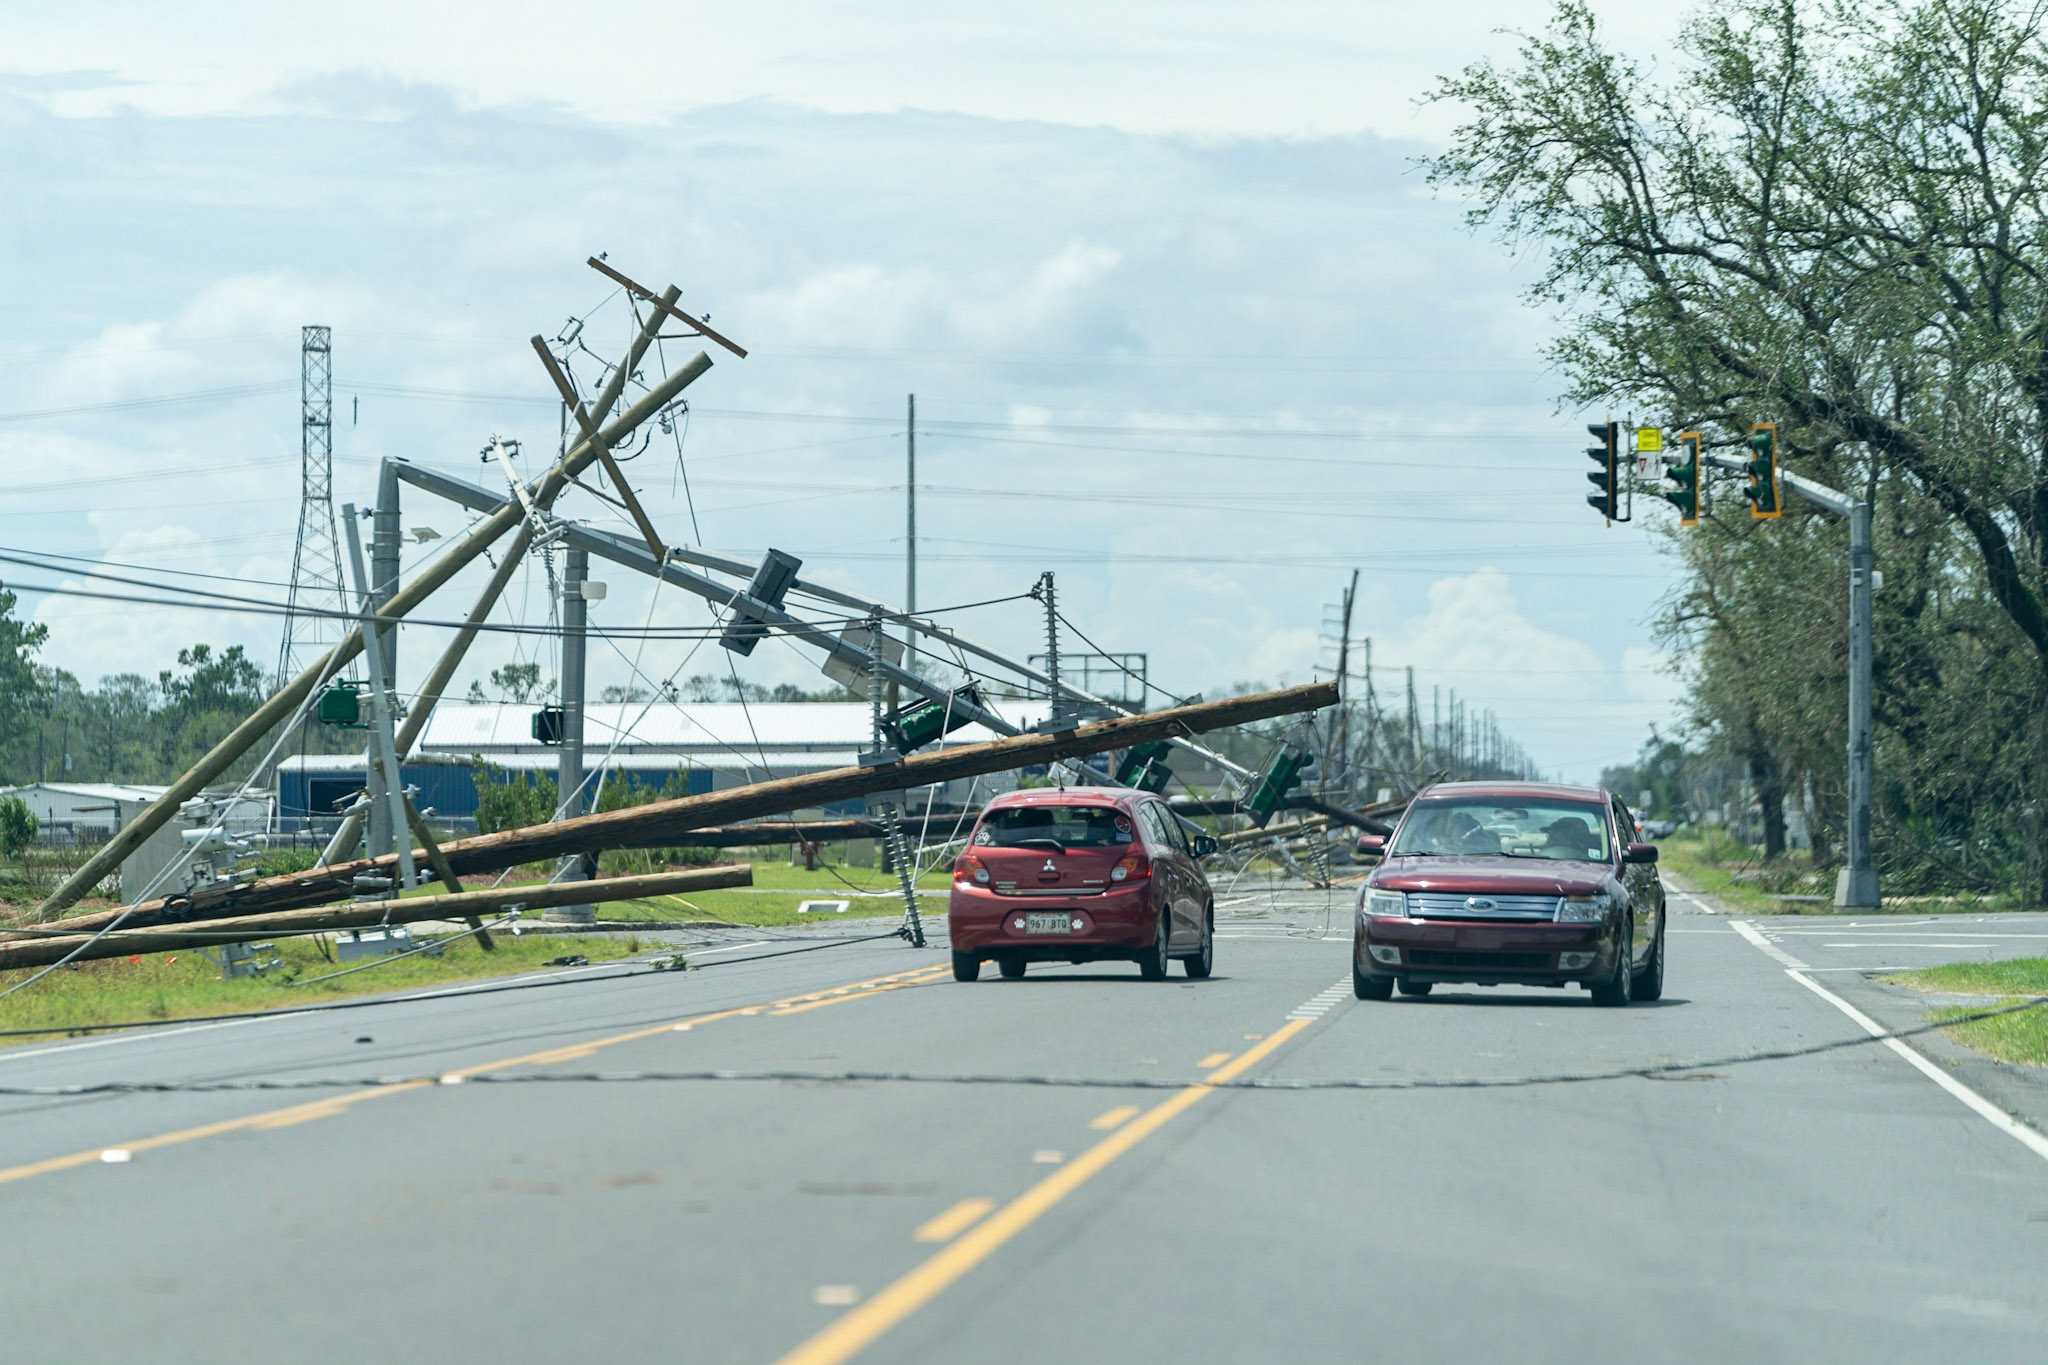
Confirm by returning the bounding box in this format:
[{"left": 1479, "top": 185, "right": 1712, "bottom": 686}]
[
  {"left": 1729, "top": 918, "right": 2048, "bottom": 1167},
  {"left": 1728, "top": 918, "right": 1808, "bottom": 969},
  {"left": 1784, "top": 969, "right": 2048, "bottom": 1165}
]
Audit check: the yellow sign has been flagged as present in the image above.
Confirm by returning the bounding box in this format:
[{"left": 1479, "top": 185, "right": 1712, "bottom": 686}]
[{"left": 1636, "top": 426, "right": 1663, "bottom": 453}]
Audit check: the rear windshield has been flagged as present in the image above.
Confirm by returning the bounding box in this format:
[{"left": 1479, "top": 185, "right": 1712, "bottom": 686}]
[
  {"left": 974, "top": 804, "right": 1133, "bottom": 850},
  {"left": 1389, "top": 798, "right": 1611, "bottom": 862}
]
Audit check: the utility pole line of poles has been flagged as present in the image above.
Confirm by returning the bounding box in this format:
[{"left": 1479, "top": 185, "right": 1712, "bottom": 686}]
[{"left": 906, "top": 393, "right": 917, "bottom": 674}]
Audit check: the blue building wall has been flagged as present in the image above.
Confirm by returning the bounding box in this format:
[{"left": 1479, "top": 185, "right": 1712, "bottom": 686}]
[{"left": 278, "top": 761, "right": 714, "bottom": 826}]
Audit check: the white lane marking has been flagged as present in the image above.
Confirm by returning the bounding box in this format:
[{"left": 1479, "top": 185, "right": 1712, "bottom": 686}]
[
  {"left": 1821, "top": 942, "right": 2001, "bottom": 950},
  {"left": 1775, "top": 931, "right": 2048, "bottom": 940},
  {"left": 1289, "top": 976, "right": 1353, "bottom": 1019},
  {"left": 1729, "top": 920, "right": 2048, "bottom": 1167},
  {"left": 1784, "top": 970, "right": 2048, "bottom": 1166},
  {"left": 1730, "top": 919, "right": 1810, "bottom": 969},
  {"left": 1667, "top": 889, "right": 1719, "bottom": 915}
]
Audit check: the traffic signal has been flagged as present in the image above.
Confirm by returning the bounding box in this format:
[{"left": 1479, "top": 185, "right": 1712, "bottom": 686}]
[
  {"left": 1244, "top": 745, "right": 1314, "bottom": 828},
  {"left": 1744, "top": 423, "right": 1783, "bottom": 520},
  {"left": 720, "top": 548, "right": 802, "bottom": 655},
  {"left": 1661, "top": 431, "right": 1701, "bottom": 527},
  {"left": 882, "top": 683, "right": 987, "bottom": 753},
  {"left": 1584, "top": 420, "right": 1620, "bottom": 520},
  {"left": 1114, "top": 740, "right": 1173, "bottom": 793}
]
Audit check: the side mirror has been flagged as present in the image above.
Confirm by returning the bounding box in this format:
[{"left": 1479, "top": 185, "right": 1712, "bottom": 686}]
[
  {"left": 1192, "top": 834, "right": 1219, "bottom": 858},
  {"left": 1357, "top": 833, "right": 1387, "bottom": 859},
  {"left": 1624, "top": 842, "right": 1659, "bottom": 866}
]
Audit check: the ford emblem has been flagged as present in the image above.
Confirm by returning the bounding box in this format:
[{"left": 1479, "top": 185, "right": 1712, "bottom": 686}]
[{"left": 1466, "top": 897, "right": 1497, "bottom": 911}]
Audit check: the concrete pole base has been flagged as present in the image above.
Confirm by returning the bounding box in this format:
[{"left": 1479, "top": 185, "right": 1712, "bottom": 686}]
[{"left": 1833, "top": 866, "right": 1880, "bottom": 910}]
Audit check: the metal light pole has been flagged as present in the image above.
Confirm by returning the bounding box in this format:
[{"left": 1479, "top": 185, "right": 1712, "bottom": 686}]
[{"left": 1700, "top": 453, "right": 1878, "bottom": 908}]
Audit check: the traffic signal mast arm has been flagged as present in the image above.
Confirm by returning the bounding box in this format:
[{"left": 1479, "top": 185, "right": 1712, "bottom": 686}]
[{"left": 1698, "top": 448, "right": 1855, "bottom": 516}]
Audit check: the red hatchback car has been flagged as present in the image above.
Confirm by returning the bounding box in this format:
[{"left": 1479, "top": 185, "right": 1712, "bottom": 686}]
[
  {"left": 1353, "top": 781, "right": 1667, "bottom": 1005},
  {"left": 949, "top": 787, "right": 1219, "bottom": 982}
]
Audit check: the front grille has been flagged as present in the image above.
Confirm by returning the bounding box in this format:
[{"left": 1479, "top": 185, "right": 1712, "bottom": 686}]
[
  {"left": 1407, "top": 949, "right": 1553, "bottom": 971},
  {"left": 1405, "top": 892, "right": 1560, "bottom": 919}
]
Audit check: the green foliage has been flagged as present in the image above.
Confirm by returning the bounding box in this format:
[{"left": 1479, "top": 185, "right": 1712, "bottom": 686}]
[
  {"left": 0, "top": 795, "right": 37, "bottom": 861},
  {"left": 1428, "top": 0, "right": 2048, "bottom": 902},
  {"left": 466, "top": 661, "right": 554, "bottom": 705},
  {"left": 472, "top": 765, "right": 559, "bottom": 834}
]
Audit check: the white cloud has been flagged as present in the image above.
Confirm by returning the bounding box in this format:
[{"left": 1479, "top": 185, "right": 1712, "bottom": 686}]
[{"left": 0, "top": 2, "right": 1693, "bottom": 141}]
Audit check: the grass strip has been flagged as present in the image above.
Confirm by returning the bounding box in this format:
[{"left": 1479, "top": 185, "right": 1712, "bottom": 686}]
[{"left": 1884, "top": 958, "right": 2048, "bottom": 1067}]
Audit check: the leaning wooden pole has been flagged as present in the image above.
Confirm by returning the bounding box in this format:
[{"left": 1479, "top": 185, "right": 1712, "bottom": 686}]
[
  {"left": 315, "top": 285, "right": 682, "bottom": 868},
  {"left": 20, "top": 682, "right": 1337, "bottom": 938},
  {"left": 35, "top": 327, "right": 709, "bottom": 918},
  {"left": 0, "top": 865, "right": 751, "bottom": 972}
]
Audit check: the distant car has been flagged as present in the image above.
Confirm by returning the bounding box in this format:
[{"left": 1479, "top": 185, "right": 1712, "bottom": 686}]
[
  {"left": 949, "top": 787, "right": 1218, "bottom": 982},
  {"left": 1642, "top": 818, "right": 1678, "bottom": 838},
  {"left": 1352, "top": 780, "right": 1666, "bottom": 1006}
]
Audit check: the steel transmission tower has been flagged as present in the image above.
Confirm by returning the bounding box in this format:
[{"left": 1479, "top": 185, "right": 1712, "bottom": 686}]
[{"left": 276, "top": 325, "right": 350, "bottom": 686}]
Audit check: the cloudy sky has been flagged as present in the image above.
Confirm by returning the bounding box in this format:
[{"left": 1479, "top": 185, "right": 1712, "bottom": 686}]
[{"left": 1, "top": 1, "right": 1696, "bottom": 782}]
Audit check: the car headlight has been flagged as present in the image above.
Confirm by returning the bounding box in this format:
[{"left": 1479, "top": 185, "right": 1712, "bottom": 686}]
[
  {"left": 1363, "top": 889, "right": 1408, "bottom": 918},
  {"left": 1555, "top": 893, "right": 1613, "bottom": 923}
]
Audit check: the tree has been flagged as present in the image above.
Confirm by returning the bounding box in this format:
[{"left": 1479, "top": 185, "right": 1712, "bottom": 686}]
[
  {"left": 1428, "top": 0, "right": 2048, "bottom": 898},
  {"left": 471, "top": 765, "right": 558, "bottom": 834},
  {"left": 0, "top": 590, "right": 50, "bottom": 781},
  {"left": 465, "top": 661, "right": 555, "bottom": 705},
  {"left": 0, "top": 794, "right": 35, "bottom": 862}
]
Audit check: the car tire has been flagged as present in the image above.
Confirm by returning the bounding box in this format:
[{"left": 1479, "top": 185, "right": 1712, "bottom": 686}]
[
  {"left": 1590, "top": 918, "right": 1634, "bottom": 1007},
  {"left": 951, "top": 951, "right": 981, "bottom": 983},
  {"left": 1397, "top": 979, "right": 1433, "bottom": 997},
  {"left": 1183, "top": 906, "right": 1214, "bottom": 979},
  {"left": 998, "top": 955, "right": 1027, "bottom": 980},
  {"left": 1353, "top": 961, "right": 1393, "bottom": 1000},
  {"left": 1138, "top": 907, "right": 1171, "bottom": 981},
  {"left": 1633, "top": 913, "right": 1666, "bottom": 1001}
]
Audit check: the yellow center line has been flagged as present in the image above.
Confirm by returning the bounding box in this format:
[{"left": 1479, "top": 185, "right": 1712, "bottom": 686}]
[
  {"left": 773, "top": 1016, "right": 1314, "bottom": 1365},
  {"left": 911, "top": 1198, "right": 994, "bottom": 1244},
  {"left": 1087, "top": 1105, "right": 1141, "bottom": 1131},
  {"left": 0, "top": 961, "right": 945, "bottom": 1187},
  {"left": 1196, "top": 1051, "right": 1231, "bottom": 1069}
]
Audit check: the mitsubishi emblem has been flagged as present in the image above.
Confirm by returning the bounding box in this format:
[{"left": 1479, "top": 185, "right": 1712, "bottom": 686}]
[{"left": 1042, "top": 858, "right": 1057, "bottom": 873}]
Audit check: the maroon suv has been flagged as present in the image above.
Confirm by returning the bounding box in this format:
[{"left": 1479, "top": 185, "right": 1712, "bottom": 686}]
[
  {"left": 948, "top": 787, "right": 1218, "bottom": 982},
  {"left": 1353, "top": 781, "right": 1666, "bottom": 1005}
]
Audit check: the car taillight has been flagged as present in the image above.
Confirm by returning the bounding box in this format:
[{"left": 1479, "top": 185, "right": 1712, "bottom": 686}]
[
  {"left": 1110, "top": 853, "right": 1150, "bottom": 883},
  {"left": 954, "top": 854, "right": 991, "bottom": 886}
]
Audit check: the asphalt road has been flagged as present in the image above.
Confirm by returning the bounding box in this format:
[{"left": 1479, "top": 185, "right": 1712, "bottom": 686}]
[{"left": 2, "top": 883, "right": 2045, "bottom": 1363}]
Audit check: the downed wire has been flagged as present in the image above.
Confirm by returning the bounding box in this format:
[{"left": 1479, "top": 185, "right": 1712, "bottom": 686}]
[
  {"left": 5, "top": 995, "right": 2043, "bottom": 1097},
  {"left": 0, "top": 931, "right": 912, "bottom": 1039}
]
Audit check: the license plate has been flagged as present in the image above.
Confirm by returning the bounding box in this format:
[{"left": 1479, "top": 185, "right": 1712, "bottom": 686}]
[{"left": 1024, "top": 912, "right": 1073, "bottom": 934}]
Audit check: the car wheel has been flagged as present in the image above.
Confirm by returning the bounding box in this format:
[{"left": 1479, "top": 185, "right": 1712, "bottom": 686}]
[
  {"left": 998, "top": 955, "right": 1027, "bottom": 980},
  {"left": 1353, "top": 960, "right": 1393, "bottom": 1000},
  {"left": 1633, "top": 914, "right": 1665, "bottom": 1001},
  {"left": 1397, "top": 979, "right": 1433, "bottom": 997},
  {"left": 1590, "top": 918, "right": 1634, "bottom": 1007},
  {"left": 951, "top": 951, "right": 981, "bottom": 983},
  {"left": 1183, "top": 906, "right": 1214, "bottom": 979},
  {"left": 1138, "top": 907, "right": 1171, "bottom": 981}
]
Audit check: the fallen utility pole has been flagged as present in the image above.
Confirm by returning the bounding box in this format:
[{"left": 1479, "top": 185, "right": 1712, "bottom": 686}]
[
  {"left": 0, "top": 866, "right": 750, "bottom": 972},
  {"left": 319, "top": 289, "right": 681, "bottom": 867},
  {"left": 389, "top": 462, "right": 1262, "bottom": 787},
  {"left": 34, "top": 335, "right": 713, "bottom": 918},
  {"left": 21, "top": 683, "right": 1337, "bottom": 939},
  {"left": 1219, "top": 816, "right": 1329, "bottom": 849}
]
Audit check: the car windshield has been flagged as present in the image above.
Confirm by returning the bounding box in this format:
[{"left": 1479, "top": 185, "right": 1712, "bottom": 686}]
[
  {"left": 1389, "top": 798, "right": 1611, "bottom": 862},
  {"left": 974, "top": 804, "right": 1132, "bottom": 850}
]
